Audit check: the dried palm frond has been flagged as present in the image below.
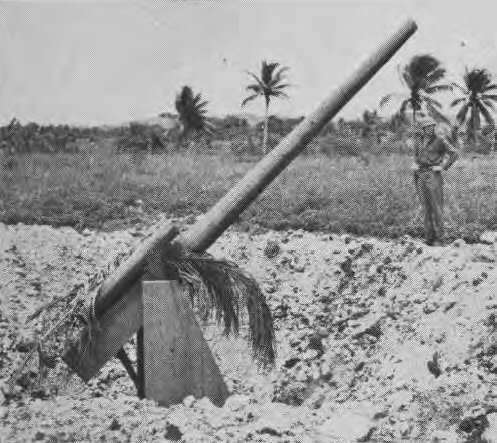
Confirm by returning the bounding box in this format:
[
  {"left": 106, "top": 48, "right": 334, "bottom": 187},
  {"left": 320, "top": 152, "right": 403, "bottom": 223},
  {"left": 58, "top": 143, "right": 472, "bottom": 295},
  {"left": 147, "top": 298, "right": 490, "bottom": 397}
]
[
  {"left": 145, "top": 247, "right": 276, "bottom": 366},
  {"left": 8, "top": 250, "right": 132, "bottom": 388}
]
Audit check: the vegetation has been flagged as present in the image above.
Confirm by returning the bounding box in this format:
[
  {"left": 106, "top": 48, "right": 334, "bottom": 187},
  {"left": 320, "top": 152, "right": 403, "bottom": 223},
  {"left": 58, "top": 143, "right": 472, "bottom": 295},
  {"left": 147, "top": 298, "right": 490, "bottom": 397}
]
[
  {"left": 116, "top": 122, "right": 168, "bottom": 153},
  {"left": 4, "top": 52, "right": 497, "bottom": 157},
  {"left": 173, "top": 85, "right": 213, "bottom": 140},
  {"left": 380, "top": 54, "right": 451, "bottom": 123},
  {"left": 1, "top": 51, "right": 497, "bottom": 242},
  {"left": 242, "top": 61, "right": 291, "bottom": 154},
  {"left": 1, "top": 150, "right": 495, "bottom": 243},
  {"left": 451, "top": 68, "right": 497, "bottom": 143},
  {"left": 0, "top": 118, "right": 107, "bottom": 154}
]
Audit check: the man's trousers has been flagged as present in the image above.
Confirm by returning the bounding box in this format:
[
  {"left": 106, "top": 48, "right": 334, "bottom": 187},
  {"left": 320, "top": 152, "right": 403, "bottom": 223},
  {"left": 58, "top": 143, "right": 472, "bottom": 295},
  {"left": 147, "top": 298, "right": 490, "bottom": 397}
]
[{"left": 414, "top": 169, "right": 444, "bottom": 243}]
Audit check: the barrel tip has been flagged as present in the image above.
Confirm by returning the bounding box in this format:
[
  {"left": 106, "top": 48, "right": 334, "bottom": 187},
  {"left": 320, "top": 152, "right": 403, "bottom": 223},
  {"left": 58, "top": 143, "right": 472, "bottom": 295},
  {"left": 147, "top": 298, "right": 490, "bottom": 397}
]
[{"left": 404, "top": 17, "right": 418, "bottom": 32}]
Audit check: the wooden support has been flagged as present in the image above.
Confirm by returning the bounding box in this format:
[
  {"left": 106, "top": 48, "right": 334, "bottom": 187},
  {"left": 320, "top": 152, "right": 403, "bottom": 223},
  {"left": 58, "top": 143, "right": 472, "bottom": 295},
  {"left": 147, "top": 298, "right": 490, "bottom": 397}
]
[
  {"left": 116, "top": 348, "right": 138, "bottom": 389},
  {"left": 142, "top": 280, "right": 229, "bottom": 407},
  {"left": 136, "top": 327, "right": 145, "bottom": 399}
]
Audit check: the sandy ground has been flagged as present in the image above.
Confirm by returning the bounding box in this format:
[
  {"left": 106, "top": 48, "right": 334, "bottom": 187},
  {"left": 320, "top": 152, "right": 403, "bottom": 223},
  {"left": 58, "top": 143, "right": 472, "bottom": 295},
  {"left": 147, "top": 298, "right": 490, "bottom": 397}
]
[{"left": 0, "top": 219, "right": 496, "bottom": 442}]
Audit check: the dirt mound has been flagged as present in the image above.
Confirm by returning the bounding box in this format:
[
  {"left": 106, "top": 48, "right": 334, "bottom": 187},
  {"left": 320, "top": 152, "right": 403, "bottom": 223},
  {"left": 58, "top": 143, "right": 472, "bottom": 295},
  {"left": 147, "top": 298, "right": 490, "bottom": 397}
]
[{"left": 0, "top": 221, "right": 496, "bottom": 442}]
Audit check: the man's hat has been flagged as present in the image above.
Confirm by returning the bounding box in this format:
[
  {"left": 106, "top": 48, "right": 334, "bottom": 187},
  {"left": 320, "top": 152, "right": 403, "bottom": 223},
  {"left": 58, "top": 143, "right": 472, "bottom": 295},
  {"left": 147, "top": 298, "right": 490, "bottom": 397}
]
[{"left": 419, "top": 116, "right": 437, "bottom": 129}]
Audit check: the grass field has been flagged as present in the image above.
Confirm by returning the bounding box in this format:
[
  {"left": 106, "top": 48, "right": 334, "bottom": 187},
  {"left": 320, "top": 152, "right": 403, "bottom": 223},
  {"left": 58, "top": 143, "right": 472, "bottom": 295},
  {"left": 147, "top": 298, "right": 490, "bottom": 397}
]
[{"left": 1, "top": 150, "right": 496, "bottom": 242}]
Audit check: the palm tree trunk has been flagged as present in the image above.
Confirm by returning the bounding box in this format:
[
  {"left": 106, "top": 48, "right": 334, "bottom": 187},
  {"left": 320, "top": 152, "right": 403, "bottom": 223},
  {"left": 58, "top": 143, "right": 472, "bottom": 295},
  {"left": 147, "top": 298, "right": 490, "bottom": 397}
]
[
  {"left": 470, "top": 105, "right": 477, "bottom": 144},
  {"left": 450, "top": 125, "right": 459, "bottom": 146},
  {"left": 263, "top": 103, "right": 269, "bottom": 155}
]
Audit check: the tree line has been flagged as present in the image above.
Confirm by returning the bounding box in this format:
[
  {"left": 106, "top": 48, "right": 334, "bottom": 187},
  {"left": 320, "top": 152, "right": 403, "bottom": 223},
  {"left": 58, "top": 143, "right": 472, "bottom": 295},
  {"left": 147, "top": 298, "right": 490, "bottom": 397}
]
[
  {"left": 2, "top": 54, "right": 497, "bottom": 155},
  {"left": 167, "top": 55, "right": 497, "bottom": 154}
]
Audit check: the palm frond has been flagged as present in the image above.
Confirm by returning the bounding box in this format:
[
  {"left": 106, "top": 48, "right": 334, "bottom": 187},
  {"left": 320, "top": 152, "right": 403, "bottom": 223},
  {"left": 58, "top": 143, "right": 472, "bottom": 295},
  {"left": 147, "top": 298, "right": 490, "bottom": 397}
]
[
  {"left": 196, "top": 100, "right": 209, "bottom": 111},
  {"left": 192, "top": 93, "right": 202, "bottom": 105},
  {"left": 424, "top": 84, "right": 452, "bottom": 94},
  {"left": 202, "top": 120, "right": 217, "bottom": 136},
  {"left": 477, "top": 101, "right": 495, "bottom": 127},
  {"left": 275, "top": 65, "right": 289, "bottom": 77},
  {"left": 153, "top": 250, "right": 276, "bottom": 366},
  {"left": 451, "top": 97, "right": 466, "bottom": 107},
  {"left": 270, "top": 90, "right": 290, "bottom": 99},
  {"left": 425, "top": 67, "right": 446, "bottom": 85},
  {"left": 8, "top": 249, "right": 133, "bottom": 388},
  {"left": 246, "top": 84, "right": 262, "bottom": 93},
  {"left": 269, "top": 66, "right": 290, "bottom": 86},
  {"left": 483, "top": 84, "right": 497, "bottom": 92},
  {"left": 481, "top": 94, "right": 497, "bottom": 101},
  {"left": 379, "top": 93, "right": 398, "bottom": 107},
  {"left": 456, "top": 102, "right": 470, "bottom": 123},
  {"left": 261, "top": 61, "right": 280, "bottom": 85},
  {"left": 426, "top": 103, "right": 450, "bottom": 124},
  {"left": 273, "top": 83, "right": 291, "bottom": 90},
  {"left": 451, "top": 82, "right": 468, "bottom": 94},
  {"left": 422, "top": 95, "right": 442, "bottom": 108},
  {"left": 246, "top": 71, "right": 265, "bottom": 89},
  {"left": 241, "top": 94, "right": 259, "bottom": 107},
  {"left": 482, "top": 99, "right": 497, "bottom": 111}
]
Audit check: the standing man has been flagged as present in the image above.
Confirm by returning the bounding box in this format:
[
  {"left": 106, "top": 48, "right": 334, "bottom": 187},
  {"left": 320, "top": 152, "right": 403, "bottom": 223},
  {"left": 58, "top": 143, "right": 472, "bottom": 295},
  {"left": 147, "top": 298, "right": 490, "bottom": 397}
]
[{"left": 412, "top": 117, "right": 459, "bottom": 246}]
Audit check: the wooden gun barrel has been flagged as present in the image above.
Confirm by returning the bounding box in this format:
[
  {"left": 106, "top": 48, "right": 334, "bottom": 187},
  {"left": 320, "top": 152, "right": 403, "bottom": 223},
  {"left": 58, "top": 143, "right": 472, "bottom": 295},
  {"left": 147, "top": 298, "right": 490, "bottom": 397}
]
[
  {"left": 93, "top": 19, "right": 417, "bottom": 318},
  {"left": 176, "top": 19, "right": 417, "bottom": 253}
]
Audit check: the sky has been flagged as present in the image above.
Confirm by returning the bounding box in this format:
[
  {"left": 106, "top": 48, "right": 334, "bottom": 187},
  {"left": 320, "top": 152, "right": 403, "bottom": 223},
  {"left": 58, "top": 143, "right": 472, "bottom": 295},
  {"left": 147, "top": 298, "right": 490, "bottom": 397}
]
[{"left": 1, "top": 0, "right": 497, "bottom": 126}]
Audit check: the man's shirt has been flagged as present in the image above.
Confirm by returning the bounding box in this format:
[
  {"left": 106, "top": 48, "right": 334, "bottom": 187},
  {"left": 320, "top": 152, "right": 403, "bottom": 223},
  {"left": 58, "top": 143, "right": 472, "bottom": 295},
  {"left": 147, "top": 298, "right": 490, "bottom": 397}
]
[{"left": 414, "top": 134, "right": 458, "bottom": 167}]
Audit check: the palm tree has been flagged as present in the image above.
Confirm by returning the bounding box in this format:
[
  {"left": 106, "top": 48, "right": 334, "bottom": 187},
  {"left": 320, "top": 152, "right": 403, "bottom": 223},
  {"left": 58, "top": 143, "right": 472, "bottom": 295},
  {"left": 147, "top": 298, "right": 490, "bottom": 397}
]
[
  {"left": 241, "top": 61, "right": 290, "bottom": 154},
  {"left": 380, "top": 54, "right": 451, "bottom": 124},
  {"left": 168, "top": 86, "right": 213, "bottom": 147},
  {"left": 450, "top": 68, "right": 497, "bottom": 143}
]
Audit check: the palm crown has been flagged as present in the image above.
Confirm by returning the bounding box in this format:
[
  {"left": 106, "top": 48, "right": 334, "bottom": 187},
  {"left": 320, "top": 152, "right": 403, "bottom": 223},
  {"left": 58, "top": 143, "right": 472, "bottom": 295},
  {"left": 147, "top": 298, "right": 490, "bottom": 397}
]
[
  {"left": 450, "top": 68, "right": 497, "bottom": 141},
  {"left": 174, "top": 86, "right": 212, "bottom": 136},
  {"left": 380, "top": 54, "right": 451, "bottom": 123},
  {"left": 242, "top": 61, "right": 290, "bottom": 107},
  {"left": 242, "top": 61, "right": 290, "bottom": 154}
]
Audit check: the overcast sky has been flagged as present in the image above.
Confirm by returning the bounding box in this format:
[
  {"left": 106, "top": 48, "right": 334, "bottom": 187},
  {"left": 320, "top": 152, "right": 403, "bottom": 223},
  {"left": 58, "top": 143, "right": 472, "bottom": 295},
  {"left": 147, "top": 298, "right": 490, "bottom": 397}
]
[{"left": 1, "top": 0, "right": 496, "bottom": 125}]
